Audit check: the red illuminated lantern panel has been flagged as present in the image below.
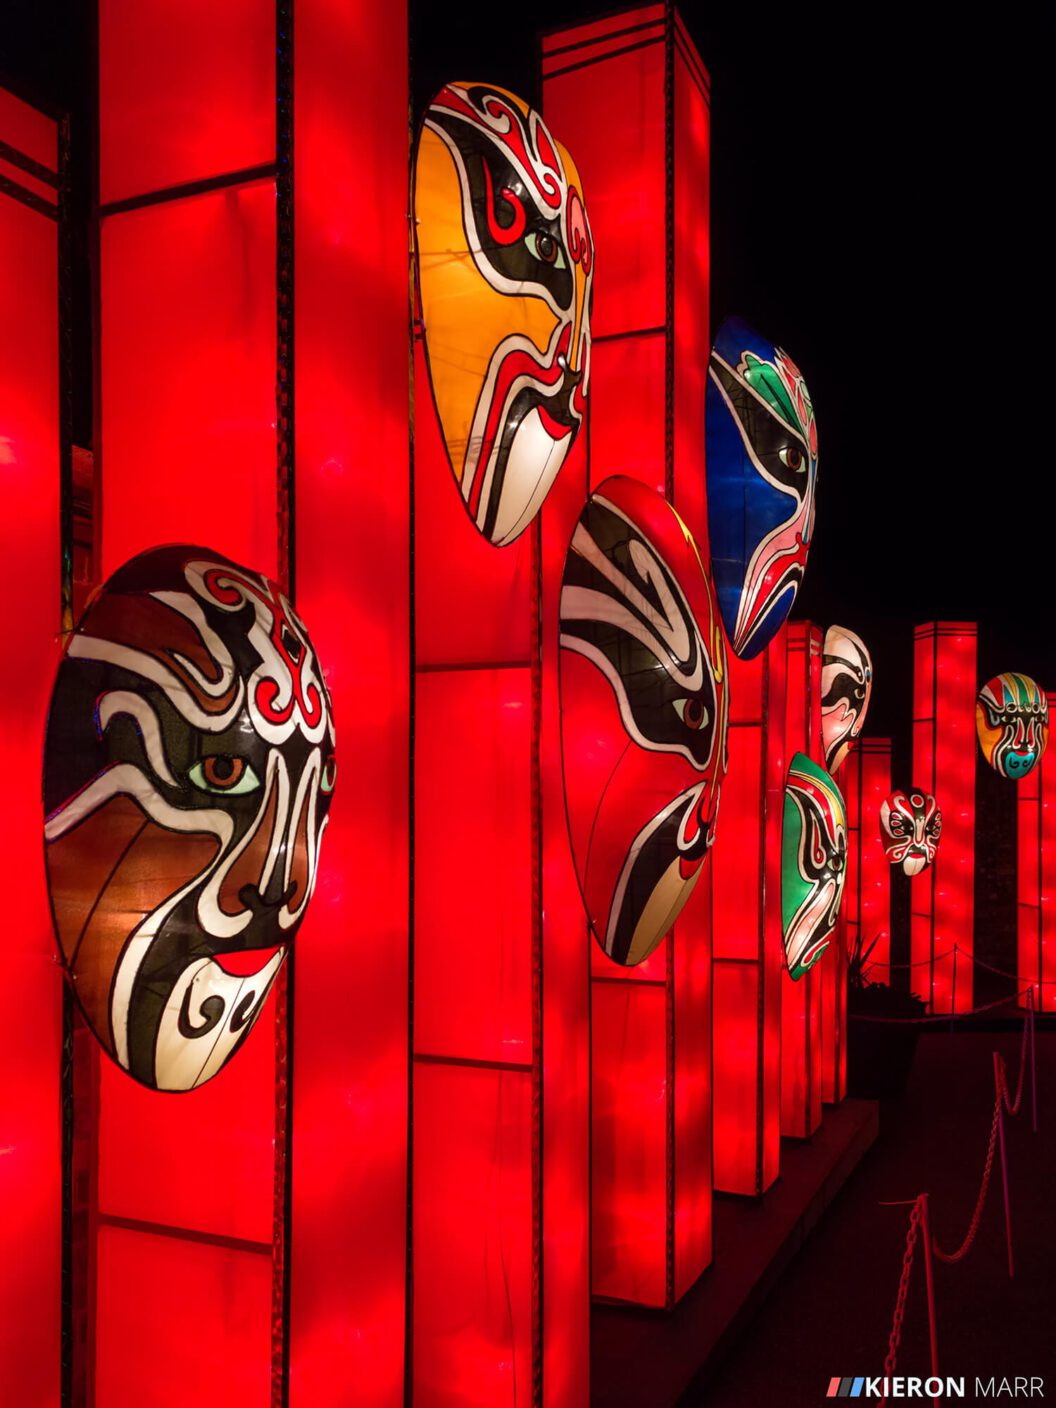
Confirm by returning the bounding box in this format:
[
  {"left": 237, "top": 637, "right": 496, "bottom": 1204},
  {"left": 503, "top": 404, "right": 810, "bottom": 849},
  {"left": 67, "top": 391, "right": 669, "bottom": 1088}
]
[
  {"left": 92, "top": 6, "right": 412, "bottom": 1404},
  {"left": 544, "top": 5, "right": 717, "bottom": 1307},
  {"left": 912, "top": 623, "right": 976, "bottom": 1013},
  {"left": 1017, "top": 694, "right": 1056, "bottom": 1013},
  {"left": 781, "top": 623, "right": 823, "bottom": 1137},
  {"left": 0, "top": 84, "right": 64, "bottom": 1407},
  {"left": 842, "top": 739, "right": 893, "bottom": 986},
  {"left": 711, "top": 630, "right": 787, "bottom": 1194}
]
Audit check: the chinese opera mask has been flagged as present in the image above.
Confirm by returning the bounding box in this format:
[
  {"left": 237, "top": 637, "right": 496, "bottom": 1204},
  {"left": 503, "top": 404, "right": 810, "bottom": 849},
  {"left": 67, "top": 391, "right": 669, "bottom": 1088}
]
[
  {"left": 43, "top": 546, "right": 336, "bottom": 1092},
  {"left": 976, "top": 673, "right": 1049, "bottom": 780},
  {"left": 705, "top": 316, "right": 818, "bottom": 659},
  {"left": 781, "top": 753, "right": 847, "bottom": 979},
  {"left": 559, "top": 476, "right": 729, "bottom": 967},
  {"left": 413, "top": 82, "right": 594, "bottom": 547},
  {"left": 821, "top": 624, "right": 873, "bottom": 774},
  {"left": 880, "top": 790, "right": 941, "bottom": 877}
]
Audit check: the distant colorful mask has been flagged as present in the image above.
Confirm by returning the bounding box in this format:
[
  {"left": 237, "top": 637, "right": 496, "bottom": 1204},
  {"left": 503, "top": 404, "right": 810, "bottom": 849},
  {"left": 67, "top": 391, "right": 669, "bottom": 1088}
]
[
  {"left": 976, "top": 673, "right": 1049, "bottom": 780},
  {"left": 559, "top": 476, "right": 729, "bottom": 966},
  {"left": 706, "top": 317, "right": 817, "bottom": 659},
  {"left": 781, "top": 753, "right": 846, "bottom": 979},
  {"left": 821, "top": 624, "right": 873, "bottom": 773},
  {"left": 879, "top": 789, "right": 941, "bottom": 876},
  {"left": 413, "top": 82, "right": 594, "bottom": 546},
  {"left": 43, "top": 546, "right": 336, "bottom": 1092}
]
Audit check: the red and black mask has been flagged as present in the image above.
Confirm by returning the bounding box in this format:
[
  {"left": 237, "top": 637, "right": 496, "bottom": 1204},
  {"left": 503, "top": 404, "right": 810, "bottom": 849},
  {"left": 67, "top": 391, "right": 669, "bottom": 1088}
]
[
  {"left": 559, "top": 476, "right": 729, "bottom": 966},
  {"left": 43, "top": 546, "right": 336, "bottom": 1091},
  {"left": 879, "top": 789, "right": 941, "bottom": 877}
]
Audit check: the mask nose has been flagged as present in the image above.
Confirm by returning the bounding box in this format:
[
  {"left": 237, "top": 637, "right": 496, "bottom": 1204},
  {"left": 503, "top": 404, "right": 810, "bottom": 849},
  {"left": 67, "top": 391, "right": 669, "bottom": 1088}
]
[{"left": 216, "top": 762, "right": 312, "bottom": 922}]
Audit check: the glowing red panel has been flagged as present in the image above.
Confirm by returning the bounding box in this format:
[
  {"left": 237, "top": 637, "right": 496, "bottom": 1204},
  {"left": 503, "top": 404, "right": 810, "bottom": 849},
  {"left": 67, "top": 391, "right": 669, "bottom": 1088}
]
[
  {"left": 712, "top": 724, "right": 762, "bottom": 961},
  {"left": 100, "top": 181, "right": 278, "bottom": 578},
  {"left": 671, "top": 21, "right": 711, "bottom": 553},
  {"left": 859, "top": 740, "right": 892, "bottom": 983},
  {"left": 413, "top": 1063, "right": 533, "bottom": 1408},
  {"left": 539, "top": 442, "right": 590, "bottom": 1404},
  {"left": 825, "top": 736, "right": 856, "bottom": 1104},
  {"left": 591, "top": 980, "right": 668, "bottom": 1307},
  {"left": 287, "top": 3, "right": 409, "bottom": 1398},
  {"left": 781, "top": 623, "right": 822, "bottom": 1138},
  {"left": 95, "top": 1225, "right": 271, "bottom": 1407},
  {"left": 712, "top": 631, "right": 785, "bottom": 1193},
  {"left": 0, "top": 86, "right": 56, "bottom": 168},
  {"left": 913, "top": 624, "right": 976, "bottom": 1012},
  {"left": 413, "top": 338, "right": 534, "bottom": 668},
  {"left": 415, "top": 668, "right": 533, "bottom": 1062},
  {"left": 0, "top": 104, "right": 62, "bottom": 1406},
  {"left": 761, "top": 636, "right": 787, "bottom": 1188},
  {"left": 98, "top": 0, "right": 274, "bottom": 204},
  {"left": 541, "top": 21, "right": 666, "bottom": 338},
  {"left": 545, "top": 9, "right": 715, "bottom": 1311},
  {"left": 586, "top": 334, "right": 666, "bottom": 494},
  {"left": 1040, "top": 720, "right": 1056, "bottom": 1013},
  {"left": 541, "top": 4, "right": 665, "bottom": 63},
  {"left": 97, "top": 1022, "right": 276, "bottom": 1242},
  {"left": 0, "top": 153, "right": 57, "bottom": 205},
  {"left": 674, "top": 863, "right": 711, "bottom": 1297},
  {"left": 1017, "top": 749, "right": 1040, "bottom": 1008},
  {"left": 712, "top": 961, "right": 760, "bottom": 1192}
]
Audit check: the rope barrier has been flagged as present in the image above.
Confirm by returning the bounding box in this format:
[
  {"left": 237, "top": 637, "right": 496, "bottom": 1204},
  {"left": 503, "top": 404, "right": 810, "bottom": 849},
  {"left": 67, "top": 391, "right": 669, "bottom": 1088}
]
[
  {"left": 850, "top": 991, "right": 1032, "bottom": 1025},
  {"left": 930, "top": 1088, "right": 1001, "bottom": 1264},
  {"left": 863, "top": 947, "right": 956, "bottom": 973},
  {"left": 874, "top": 993, "right": 1037, "bottom": 1392},
  {"left": 880, "top": 1198, "right": 920, "bottom": 1387},
  {"left": 863, "top": 941, "right": 1056, "bottom": 988}
]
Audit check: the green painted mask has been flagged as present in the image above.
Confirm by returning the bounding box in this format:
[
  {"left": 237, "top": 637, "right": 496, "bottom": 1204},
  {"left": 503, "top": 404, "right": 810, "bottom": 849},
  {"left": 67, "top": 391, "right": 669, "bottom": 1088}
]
[{"left": 781, "top": 752, "right": 847, "bottom": 979}]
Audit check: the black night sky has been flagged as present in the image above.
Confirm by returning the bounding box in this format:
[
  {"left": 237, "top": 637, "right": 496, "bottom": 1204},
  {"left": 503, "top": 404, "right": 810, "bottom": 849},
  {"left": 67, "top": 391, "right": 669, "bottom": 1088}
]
[{"left": 4, "top": 0, "right": 1053, "bottom": 753}]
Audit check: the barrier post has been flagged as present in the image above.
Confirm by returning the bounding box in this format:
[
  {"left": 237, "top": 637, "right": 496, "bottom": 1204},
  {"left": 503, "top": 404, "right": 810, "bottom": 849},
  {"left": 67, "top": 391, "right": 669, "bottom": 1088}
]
[
  {"left": 993, "top": 1053, "right": 1014, "bottom": 1278},
  {"left": 918, "top": 1194, "right": 940, "bottom": 1408}
]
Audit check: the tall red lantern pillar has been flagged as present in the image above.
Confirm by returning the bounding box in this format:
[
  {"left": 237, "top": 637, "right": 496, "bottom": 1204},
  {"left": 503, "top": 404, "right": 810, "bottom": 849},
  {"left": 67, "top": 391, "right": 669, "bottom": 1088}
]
[
  {"left": 1017, "top": 695, "right": 1056, "bottom": 1012},
  {"left": 0, "top": 85, "right": 65, "bottom": 1407},
  {"left": 542, "top": 4, "right": 714, "bottom": 1307},
  {"left": 842, "top": 739, "right": 893, "bottom": 987},
  {"left": 781, "top": 623, "right": 823, "bottom": 1138},
  {"left": 410, "top": 113, "right": 590, "bottom": 1408},
  {"left": 912, "top": 623, "right": 977, "bottom": 1013},
  {"left": 92, "top": 5, "right": 409, "bottom": 1404}
]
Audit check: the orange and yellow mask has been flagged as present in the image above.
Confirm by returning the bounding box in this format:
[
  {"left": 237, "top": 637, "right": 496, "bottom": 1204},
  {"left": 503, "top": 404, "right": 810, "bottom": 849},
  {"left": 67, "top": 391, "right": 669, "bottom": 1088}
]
[{"left": 413, "top": 83, "right": 594, "bottom": 546}]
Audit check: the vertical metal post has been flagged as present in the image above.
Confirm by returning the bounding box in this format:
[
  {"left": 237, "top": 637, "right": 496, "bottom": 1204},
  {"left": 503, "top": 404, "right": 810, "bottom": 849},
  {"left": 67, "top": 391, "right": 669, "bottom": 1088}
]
[
  {"left": 993, "top": 1052, "right": 1014, "bottom": 1278},
  {"left": 918, "top": 1194, "right": 940, "bottom": 1407}
]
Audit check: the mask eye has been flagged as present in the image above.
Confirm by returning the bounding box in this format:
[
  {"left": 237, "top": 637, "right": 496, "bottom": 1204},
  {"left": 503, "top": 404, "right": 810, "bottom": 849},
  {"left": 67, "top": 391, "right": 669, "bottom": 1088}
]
[
  {"left": 321, "top": 754, "right": 337, "bottom": 795},
  {"left": 779, "top": 443, "right": 805, "bottom": 471},
  {"left": 524, "top": 229, "right": 567, "bottom": 270},
  {"left": 188, "top": 755, "right": 261, "bottom": 795},
  {"left": 673, "top": 697, "right": 709, "bottom": 731}
]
